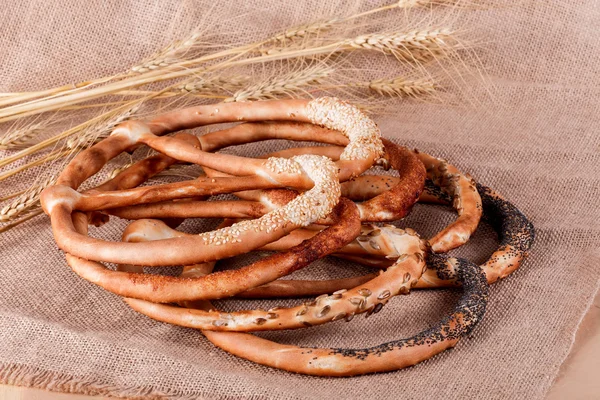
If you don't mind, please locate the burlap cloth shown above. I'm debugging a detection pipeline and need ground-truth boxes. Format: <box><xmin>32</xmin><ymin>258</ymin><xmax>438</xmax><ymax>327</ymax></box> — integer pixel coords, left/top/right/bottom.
<box><xmin>0</xmin><ymin>1</ymin><xmax>599</xmax><ymax>399</ymax></box>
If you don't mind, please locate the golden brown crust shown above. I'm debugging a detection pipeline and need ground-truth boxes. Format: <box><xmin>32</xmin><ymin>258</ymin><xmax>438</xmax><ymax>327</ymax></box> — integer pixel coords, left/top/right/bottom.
<box><xmin>42</xmin><ymin>97</ymin><xmax>382</xmax><ymax>266</ymax></box>
<box><xmin>125</xmin><ymin>225</ymin><xmax>426</xmax><ymax>332</ymax></box>
<box><xmin>66</xmin><ymin>198</ymin><xmax>361</xmax><ymax>302</ymax></box>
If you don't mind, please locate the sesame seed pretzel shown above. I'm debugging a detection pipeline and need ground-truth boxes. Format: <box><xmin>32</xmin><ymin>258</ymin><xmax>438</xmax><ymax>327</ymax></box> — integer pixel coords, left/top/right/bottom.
<box><xmin>106</xmin><ymin>138</ymin><xmax>426</xmax><ymax>223</ymax></box>
<box><xmin>41</xmin><ymin>97</ymin><xmax>383</xmax><ymax>266</ymax></box>
<box><xmin>117</xmin><ymin>217</ymin><xmax>488</xmax><ymax>376</ymax></box>
<box><xmin>249</xmin><ymin>143</ymin><xmax>482</xmax><ymax>252</ymax></box>
<box><xmin>65</xmin><ymin>196</ymin><xmax>360</xmax><ymax>303</ymax></box>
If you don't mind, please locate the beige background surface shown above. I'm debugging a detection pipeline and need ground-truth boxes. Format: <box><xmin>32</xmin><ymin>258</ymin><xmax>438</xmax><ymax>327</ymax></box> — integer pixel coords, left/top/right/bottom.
<box><xmin>1</xmin><ymin>1</ymin><xmax>599</xmax><ymax>399</ymax></box>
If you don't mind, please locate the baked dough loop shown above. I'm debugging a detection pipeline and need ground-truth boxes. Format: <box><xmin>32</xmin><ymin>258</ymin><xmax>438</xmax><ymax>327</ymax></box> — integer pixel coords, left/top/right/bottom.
<box><xmin>41</xmin><ymin>97</ymin><xmax>383</xmax><ymax>267</ymax></box>
<box><xmin>39</xmin><ymin>96</ymin><xmax>535</xmax><ymax>377</ymax></box>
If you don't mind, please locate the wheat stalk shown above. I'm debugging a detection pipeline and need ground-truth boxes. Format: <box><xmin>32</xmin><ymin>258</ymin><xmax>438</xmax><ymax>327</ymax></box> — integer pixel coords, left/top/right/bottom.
<box><xmin>177</xmin><ymin>75</ymin><xmax>250</xmax><ymax>95</ymax></box>
<box><xmin>0</xmin><ymin>26</ymin><xmax>459</xmax><ymax>124</ymax></box>
<box><xmin>0</xmin><ymin>123</ymin><xmax>44</xmax><ymax>150</ymax></box>
<box><xmin>368</xmin><ymin>76</ymin><xmax>437</xmax><ymax>98</ymax></box>
<box><xmin>227</xmin><ymin>65</ymin><xmax>333</xmax><ymax>102</ymax></box>
<box><xmin>348</xmin><ymin>28</ymin><xmax>459</xmax><ymax>62</ymax></box>
<box><xmin>0</xmin><ymin>174</ymin><xmax>56</xmax><ymax>222</ymax></box>
<box><xmin>66</xmin><ymin>104</ymin><xmax>140</xmax><ymax>150</ymax></box>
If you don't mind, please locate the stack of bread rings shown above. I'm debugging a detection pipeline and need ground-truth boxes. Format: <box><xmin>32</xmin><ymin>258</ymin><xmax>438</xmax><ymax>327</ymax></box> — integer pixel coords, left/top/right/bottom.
<box><xmin>40</xmin><ymin>97</ymin><xmax>534</xmax><ymax>377</ymax></box>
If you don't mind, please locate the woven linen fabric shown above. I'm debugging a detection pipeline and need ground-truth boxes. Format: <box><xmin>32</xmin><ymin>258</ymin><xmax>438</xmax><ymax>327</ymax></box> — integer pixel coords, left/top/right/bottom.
<box><xmin>1</xmin><ymin>0</ymin><xmax>599</xmax><ymax>399</ymax></box>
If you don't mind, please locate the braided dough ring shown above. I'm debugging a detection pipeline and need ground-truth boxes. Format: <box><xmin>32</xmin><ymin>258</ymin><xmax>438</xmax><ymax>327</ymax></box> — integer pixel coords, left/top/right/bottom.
<box><xmin>124</xmin><ymin>224</ymin><xmax>427</xmax><ymax>331</ymax></box>
<box><xmin>41</xmin><ymin>97</ymin><xmax>383</xmax><ymax>266</ymax></box>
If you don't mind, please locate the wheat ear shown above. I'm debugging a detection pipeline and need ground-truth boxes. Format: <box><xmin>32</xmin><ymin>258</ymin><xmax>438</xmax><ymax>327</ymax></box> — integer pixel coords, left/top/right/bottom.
<box><xmin>227</xmin><ymin>65</ymin><xmax>333</xmax><ymax>102</ymax></box>
<box><xmin>0</xmin><ymin>209</ymin><xmax>44</xmax><ymax>234</ymax></box>
<box><xmin>131</xmin><ymin>30</ymin><xmax>204</xmax><ymax>74</ymax></box>
<box><xmin>177</xmin><ymin>75</ymin><xmax>250</xmax><ymax>95</ymax></box>
<box><xmin>367</xmin><ymin>76</ymin><xmax>437</xmax><ymax>98</ymax></box>
<box><xmin>0</xmin><ymin>175</ymin><xmax>56</xmax><ymax>222</ymax></box>
<box><xmin>0</xmin><ymin>123</ymin><xmax>45</xmax><ymax>150</ymax></box>
<box><xmin>348</xmin><ymin>28</ymin><xmax>459</xmax><ymax>63</ymax></box>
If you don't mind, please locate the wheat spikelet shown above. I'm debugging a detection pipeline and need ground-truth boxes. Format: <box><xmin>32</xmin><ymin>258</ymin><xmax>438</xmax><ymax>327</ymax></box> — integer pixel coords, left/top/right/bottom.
<box><xmin>368</xmin><ymin>76</ymin><xmax>437</xmax><ymax>98</ymax></box>
<box><xmin>272</xmin><ymin>19</ymin><xmax>338</xmax><ymax>43</ymax></box>
<box><xmin>66</xmin><ymin>105</ymin><xmax>140</xmax><ymax>150</ymax></box>
<box><xmin>227</xmin><ymin>65</ymin><xmax>333</xmax><ymax>102</ymax></box>
<box><xmin>177</xmin><ymin>75</ymin><xmax>250</xmax><ymax>95</ymax></box>
<box><xmin>0</xmin><ymin>123</ymin><xmax>44</xmax><ymax>150</ymax></box>
<box><xmin>0</xmin><ymin>174</ymin><xmax>56</xmax><ymax>222</ymax></box>
<box><xmin>348</xmin><ymin>28</ymin><xmax>458</xmax><ymax>62</ymax></box>
<box><xmin>131</xmin><ymin>30</ymin><xmax>204</xmax><ymax>74</ymax></box>
<box><xmin>0</xmin><ymin>208</ymin><xmax>44</xmax><ymax>234</ymax></box>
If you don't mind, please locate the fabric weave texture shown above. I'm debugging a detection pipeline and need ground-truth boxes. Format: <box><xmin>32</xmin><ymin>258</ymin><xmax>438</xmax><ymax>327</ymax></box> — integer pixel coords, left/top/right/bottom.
<box><xmin>0</xmin><ymin>1</ymin><xmax>599</xmax><ymax>399</ymax></box>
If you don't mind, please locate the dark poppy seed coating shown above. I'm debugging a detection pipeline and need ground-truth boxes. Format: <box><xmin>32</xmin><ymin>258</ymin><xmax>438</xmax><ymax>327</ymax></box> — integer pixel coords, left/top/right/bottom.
<box><xmin>476</xmin><ymin>183</ymin><xmax>535</xmax><ymax>283</ymax></box>
<box><xmin>477</xmin><ymin>183</ymin><xmax>535</xmax><ymax>254</ymax></box>
<box><xmin>418</xmin><ymin>182</ymin><xmax>535</xmax><ymax>286</ymax></box>
<box><xmin>423</xmin><ymin>179</ymin><xmax>453</xmax><ymax>204</ymax></box>
<box><xmin>328</xmin><ymin>255</ymin><xmax>488</xmax><ymax>360</ymax></box>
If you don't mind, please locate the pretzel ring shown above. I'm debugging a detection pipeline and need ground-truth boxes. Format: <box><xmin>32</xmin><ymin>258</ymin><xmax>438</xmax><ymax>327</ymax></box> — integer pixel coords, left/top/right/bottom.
<box><xmin>106</xmin><ymin>138</ymin><xmax>426</xmax><ymax>223</ymax></box>
<box><xmin>332</xmin><ymin>182</ymin><xmax>535</xmax><ymax>288</ymax></box>
<box><xmin>41</xmin><ymin>97</ymin><xmax>383</xmax><ymax>266</ymax></box>
<box><xmin>123</xmin><ymin>224</ymin><xmax>427</xmax><ymax>332</ymax></box>
<box><xmin>245</xmin><ymin>143</ymin><xmax>481</xmax><ymax>252</ymax></box>
<box><xmin>65</xmin><ymin>196</ymin><xmax>360</xmax><ymax>302</ymax></box>
<box><xmin>242</xmin><ymin>181</ymin><xmax>533</xmax><ymax>298</ymax></box>
<box><xmin>118</xmin><ymin>218</ymin><xmax>488</xmax><ymax>376</ymax></box>
<box><xmin>204</xmin><ymin>254</ymin><xmax>488</xmax><ymax>376</ymax></box>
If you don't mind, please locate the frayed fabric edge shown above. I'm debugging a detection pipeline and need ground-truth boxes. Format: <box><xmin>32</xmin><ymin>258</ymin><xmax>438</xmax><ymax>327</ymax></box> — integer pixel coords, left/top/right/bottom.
<box><xmin>0</xmin><ymin>362</ymin><xmax>210</xmax><ymax>400</ymax></box>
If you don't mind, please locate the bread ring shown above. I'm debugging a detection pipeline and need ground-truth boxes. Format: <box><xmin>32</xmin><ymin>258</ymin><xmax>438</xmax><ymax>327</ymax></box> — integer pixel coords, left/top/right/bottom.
<box><xmin>245</xmin><ymin>143</ymin><xmax>481</xmax><ymax>251</ymax></box>
<box><xmin>243</xmin><ymin>182</ymin><xmax>533</xmax><ymax>298</ymax></box>
<box><xmin>64</xmin><ymin>196</ymin><xmax>360</xmax><ymax>302</ymax></box>
<box><xmin>106</xmin><ymin>138</ymin><xmax>426</xmax><ymax>223</ymax></box>
<box><xmin>123</xmin><ymin>224</ymin><xmax>426</xmax><ymax>332</ymax></box>
<box><xmin>41</xmin><ymin>97</ymin><xmax>382</xmax><ymax>266</ymax></box>
<box><xmin>204</xmin><ymin>253</ymin><xmax>489</xmax><ymax>376</ymax></box>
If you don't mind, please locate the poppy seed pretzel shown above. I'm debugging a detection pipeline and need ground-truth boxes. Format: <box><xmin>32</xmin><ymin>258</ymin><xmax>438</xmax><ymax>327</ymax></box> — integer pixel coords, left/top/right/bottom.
<box><xmin>245</xmin><ymin>182</ymin><xmax>534</xmax><ymax>298</ymax></box>
<box><xmin>344</xmin><ymin>150</ymin><xmax>483</xmax><ymax>253</ymax></box>
<box><xmin>65</xmin><ymin>197</ymin><xmax>360</xmax><ymax>303</ymax></box>
<box><xmin>328</xmin><ymin>182</ymin><xmax>535</xmax><ymax>288</ymax></box>
<box><xmin>124</xmin><ymin>224</ymin><xmax>426</xmax><ymax>332</ymax></box>
<box><xmin>203</xmin><ymin>253</ymin><xmax>489</xmax><ymax>376</ymax></box>
<box><xmin>41</xmin><ymin>97</ymin><xmax>383</xmax><ymax>266</ymax></box>
<box><xmin>115</xmin><ymin>214</ymin><xmax>488</xmax><ymax>376</ymax></box>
